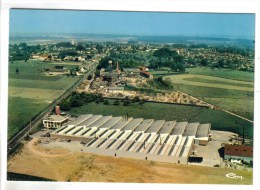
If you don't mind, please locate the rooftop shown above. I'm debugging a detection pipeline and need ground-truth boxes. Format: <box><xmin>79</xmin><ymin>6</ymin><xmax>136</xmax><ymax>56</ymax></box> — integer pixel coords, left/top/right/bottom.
<box><xmin>225</xmin><ymin>144</ymin><xmax>253</xmax><ymax>158</ymax></box>
<box><xmin>196</xmin><ymin>124</ymin><xmax>211</xmax><ymax>138</ymax></box>
<box><xmin>44</xmin><ymin>115</ymin><xmax>68</xmax><ymax>122</ymax></box>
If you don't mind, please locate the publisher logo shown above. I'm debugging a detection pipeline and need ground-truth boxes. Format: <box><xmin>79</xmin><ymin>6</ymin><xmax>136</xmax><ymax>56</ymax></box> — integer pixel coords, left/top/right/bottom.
<box><xmin>226</xmin><ymin>173</ymin><xmax>243</xmax><ymax>180</ymax></box>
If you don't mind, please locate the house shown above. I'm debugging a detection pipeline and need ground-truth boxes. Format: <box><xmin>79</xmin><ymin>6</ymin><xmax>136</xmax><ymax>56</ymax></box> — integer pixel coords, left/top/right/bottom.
<box><xmin>224</xmin><ymin>144</ymin><xmax>253</xmax><ymax>164</ymax></box>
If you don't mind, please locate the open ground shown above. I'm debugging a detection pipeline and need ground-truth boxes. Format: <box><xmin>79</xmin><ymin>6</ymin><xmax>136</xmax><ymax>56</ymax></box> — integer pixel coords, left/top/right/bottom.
<box><xmin>7</xmin><ymin>134</ymin><xmax>252</xmax><ymax>184</ymax></box>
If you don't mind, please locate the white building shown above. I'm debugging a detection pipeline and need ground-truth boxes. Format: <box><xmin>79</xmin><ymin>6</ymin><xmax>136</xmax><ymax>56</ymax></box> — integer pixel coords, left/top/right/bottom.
<box><xmin>43</xmin><ymin>115</ymin><xmax>69</xmax><ymax>129</ymax></box>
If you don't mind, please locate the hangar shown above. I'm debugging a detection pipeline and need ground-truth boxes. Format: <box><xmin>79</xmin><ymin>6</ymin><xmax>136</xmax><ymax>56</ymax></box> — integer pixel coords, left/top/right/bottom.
<box><xmin>51</xmin><ymin>114</ymin><xmax>211</xmax><ymax>164</ymax></box>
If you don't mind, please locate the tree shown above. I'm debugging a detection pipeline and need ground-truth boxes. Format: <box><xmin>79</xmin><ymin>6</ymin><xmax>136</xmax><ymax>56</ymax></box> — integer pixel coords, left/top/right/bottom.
<box><xmin>133</xmin><ymin>96</ymin><xmax>140</xmax><ymax>102</ymax></box>
<box><xmin>87</xmin><ymin>75</ymin><xmax>92</xmax><ymax>80</ymax></box>
<box><xmin>76</xmin><ymin>44</ymin><xmax>85</xmax><ymax>51</ymax></box>
<box><xmin>95</xmin><ymin>99</ymin><xmax>100</xmax><ymax>104</ymax></box>
<box><xmin>201</xmin><ymin>58</ymin><xmax>209</xmax><ymax>66</ymax></box>
<box><xmin>113</xmin><ymin>100</ymin><xmax>120</xmax><ymax>105</ymax></box>
<box><xmin>16</xmin><ymin>68</ymin><xmax>19</xmax><ymax>74</ymax></box>
<box><xmin>153</xmin><ymin>48</ymin><xmax>178</xmax><ymax>58</ymax></box>
<box><xmin>123</xmin><ymin>100</ymin><xmax>131</xmax><ymax>106</ymax></box>
<box><xmin>104</xmin><ymin>100</ymin><xmax>109</xmax><ymax>105</ymax></box>
<box><xmin>59</xmin><ymin>100</ymin><xmax>71</xmax><ymax>111</ymax></box>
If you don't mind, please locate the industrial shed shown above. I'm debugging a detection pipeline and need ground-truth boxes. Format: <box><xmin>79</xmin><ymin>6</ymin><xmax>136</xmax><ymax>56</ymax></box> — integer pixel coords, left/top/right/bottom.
<box><xmin>50</xmin><ymin>114</ymin><xmax>211</xmax><ymax>164</ymax></box>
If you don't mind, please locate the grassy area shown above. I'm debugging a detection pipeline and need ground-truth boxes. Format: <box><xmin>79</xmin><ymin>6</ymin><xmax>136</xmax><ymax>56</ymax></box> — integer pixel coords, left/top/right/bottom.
<box><xmin>162</xmin><ymin>67</ymin><xmax>254</xmax><ymax>120</ymax></box>
<box><xmin>68</xmin><ymin>101</ymin><xmax>253</xmax><ymax>138</ymax></box>
<box><xmin>186</xmin><ymin>67</ymin><xmax>254</xmax><ymax>82</ymax></box>
<box><xmin>8</xmin><ymin>60</ymin><xmax>81</xmax><ymax>140</ymax></box>
<box><xmin>9</xmin><ymin>77</ymin><xmax>78</xmax><ymax>90</ymax></box>
<box><xmin>183</xmin><ymin>77</ymin><xmax>254</xmax><ymax>88</ymax></box>
<box><xmin>8</xmin><ymin>97</ymin><xmax>49</xmax><ymax>139</ymax></box>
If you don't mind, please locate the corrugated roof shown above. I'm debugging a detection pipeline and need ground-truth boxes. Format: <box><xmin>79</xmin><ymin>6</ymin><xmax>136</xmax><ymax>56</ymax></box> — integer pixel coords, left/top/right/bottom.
<box><xmin>67</xmin><ymin>114</ymin><xmax>92</xmax><ymax>126</ymax></box>
<box><xmin>100</xmin><ymin>117</ymin><xmax>122</xmax><ymax>129</ymax></box>
<box><xmin>87</xmin><ymin>115</ymin><xmax>112</xmax><ymax>128</ymax></box>
<box><xmin>183</xmin><ymin>123</ymin><xmax>199</xmax><ymax>136</ymax></box>
<box><xmin>123</xmin><ymin>118</ymin><xmax>143</xmax><ymax>131</ymax></box>
<box><xmin>196</xmin><ymin>124</ymin><xmax>211</xmax><ymax>138</ymax></box>
<box><xmin>111</xmin><ymin>118</ymin><xmax>133</xmax><ymax>130</ymax></box>
<box><xmin>134</xmin><ymin>119</ymin><xmax>154</xmax><ymax>132</ymax></box>
<box><xmin>172</xmin><ymin>122</ymin><xmax>188</xmax><ymax>135</ymax></box>
<box><xmin>78</xmin><ymin>115</ymin><xmax>102</xmax><ymax>127</ymax></box>
<box><xmin>159</xmin><ymin>121</ymin><xmax>176</xmax><ymax>134</ymax></box>
<box><xmin>145</xmin><ymin>120</ymin><xmax>164</xmax><ymax>133</ymax></box>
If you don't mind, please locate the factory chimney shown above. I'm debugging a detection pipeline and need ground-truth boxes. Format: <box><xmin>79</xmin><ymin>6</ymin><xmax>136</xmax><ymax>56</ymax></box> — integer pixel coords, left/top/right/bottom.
<box><xmin>55</xmin><ymin>105</ymin><xmax>61</xmax><ymax>115</ymax></box>
<box><xmin>116</xmin><ymin>61</ymin><xmax>120</xmax><ymax>74</ymax></box>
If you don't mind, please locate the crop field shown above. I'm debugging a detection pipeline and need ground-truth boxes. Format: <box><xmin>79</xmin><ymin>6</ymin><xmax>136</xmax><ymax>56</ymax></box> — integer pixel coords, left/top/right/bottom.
<box><xmin>164</xmin><ymin>67</ymin><xmax>254</xmax><ymax>120</ymax></box>
<box><xmin>8</xmin><ymin>60</ymin><xmax>80</xmax><ymax>139</ymax></box>
<box><xmin>69</xmin><ymin>101</ymin><xmax>253</xmax><ymax>138</ymax></box>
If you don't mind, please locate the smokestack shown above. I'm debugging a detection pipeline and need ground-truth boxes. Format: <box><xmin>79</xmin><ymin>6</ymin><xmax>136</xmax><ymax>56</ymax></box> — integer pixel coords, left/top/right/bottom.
<box><xmin>55</xmin><ymin>105</ymin><xmax>61</xmax><ymax>115</ymax></box>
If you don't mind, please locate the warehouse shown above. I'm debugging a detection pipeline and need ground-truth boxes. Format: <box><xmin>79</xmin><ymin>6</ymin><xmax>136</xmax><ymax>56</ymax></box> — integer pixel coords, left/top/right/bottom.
<box><xmin>50</xmin><ymin>114</ymin><xmax>211</xmax><ymax>164</ymax></box>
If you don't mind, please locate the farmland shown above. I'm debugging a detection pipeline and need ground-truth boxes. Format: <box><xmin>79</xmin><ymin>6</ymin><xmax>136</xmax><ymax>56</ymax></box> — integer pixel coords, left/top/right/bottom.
<box><xmin>164</xmin><ymin>67</ymin><xmax>254</xmax><ymax>120</ymax></box>
<box><xmin>8</xmin><ymin>60</ymin><xmax>80</xmax><ymax>139</ymax></box>
<box><xmin>68</xmin><ymin>101</ymin><xmax>253</xmax><ymax>138</ymax></box>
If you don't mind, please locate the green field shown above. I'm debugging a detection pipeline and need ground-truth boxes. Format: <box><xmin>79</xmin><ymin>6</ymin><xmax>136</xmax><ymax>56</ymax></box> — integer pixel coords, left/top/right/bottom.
<box><xmin>163</xmin><ymin>67</ymin><xmax>254</xmax><ymax>120</ymax></box>
<box><xmin>68</xmin><ymin>101</ymin><xmax>253</xmax><ymax>138</ymax></box>
<box><xmin>186</xmin><ymin>67</ymin><xmax>254</xmax><ymax>82</ymax></box>
<box><xmin>8</xmin><ymin>97</ymin><xmax>49</xmax><ymax>139</ymax></box>
<box><xmin>8</xmin><ymin>60</ymin><xmax>80</xmax><ymax>139</ymax></box>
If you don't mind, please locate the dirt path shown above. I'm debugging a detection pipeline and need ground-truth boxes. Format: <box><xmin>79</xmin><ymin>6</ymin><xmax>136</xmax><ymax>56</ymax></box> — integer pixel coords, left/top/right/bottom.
<box><xmin>27</xmin><ymin>138</ymin><xmax>72</xmax><ymax>158</ymax></box>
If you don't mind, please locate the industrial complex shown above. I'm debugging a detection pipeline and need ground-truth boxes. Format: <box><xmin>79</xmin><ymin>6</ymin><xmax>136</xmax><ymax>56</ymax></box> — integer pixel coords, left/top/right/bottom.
<box><xmin>50</xmin><ymin>114</ymin><xmax>211</xmax><ymax>164</ymax></box>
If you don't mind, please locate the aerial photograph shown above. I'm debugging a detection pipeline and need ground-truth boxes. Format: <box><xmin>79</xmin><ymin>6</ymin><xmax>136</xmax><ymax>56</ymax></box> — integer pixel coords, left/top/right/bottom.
<box><xmin>7</xmin><ymin>9</ymin><xmax>255</xmax><ymax>184</ymax></box>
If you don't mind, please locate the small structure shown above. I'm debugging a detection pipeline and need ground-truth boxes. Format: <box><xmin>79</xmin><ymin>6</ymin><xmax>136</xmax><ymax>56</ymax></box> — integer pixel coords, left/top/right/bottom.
<box><xmin>107</xmin><ymin>87</ymin><xmax>124</xmax><ymax>94</ymax></box>
<box><xmin>140</xmin><ymin>71</ymin><xmax>153</xmax><ymax>79</ymax></box>
<box><xmin>194</xmin><ymin>124</ymin><xmax>211</xmax><ymax>145</ymax></box>
<box><xmin>224</xmin><ymin>144</ymin><xmax>253</xmax><ymax>164</ymax></box>
<box><xmin>140</xmin><ymin>66</ymin><xmax>149</xmax><ymax>72</ymax></box>
<box><xmin>43</xmin><ymin>115</ymin><xmax>69</xmax><ymax>129</ymax></box>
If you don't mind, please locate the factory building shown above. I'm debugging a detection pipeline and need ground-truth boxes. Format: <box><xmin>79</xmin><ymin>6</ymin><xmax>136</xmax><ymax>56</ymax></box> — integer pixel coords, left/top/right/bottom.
<box><xmin>51</xmin><ymin>114</ymin><xmax>211</xmax><ymax>164</ymax></box>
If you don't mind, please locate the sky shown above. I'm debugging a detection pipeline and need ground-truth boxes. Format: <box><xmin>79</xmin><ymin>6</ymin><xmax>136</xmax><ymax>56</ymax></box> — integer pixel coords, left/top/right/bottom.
<box><xmin>10</xmin><ymin>9</ymin><xmax>255</xmax><ymax>39</ymax></box>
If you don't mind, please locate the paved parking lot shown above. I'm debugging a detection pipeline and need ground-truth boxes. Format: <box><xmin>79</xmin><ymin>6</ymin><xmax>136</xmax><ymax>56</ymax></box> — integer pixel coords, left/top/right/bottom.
<box><xmin>190</xmin><ymin>130</ymin><xmax>237</xmax><ymax>167</ymax></box>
